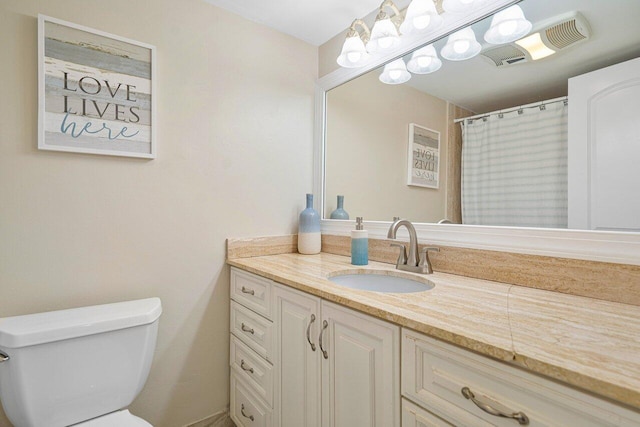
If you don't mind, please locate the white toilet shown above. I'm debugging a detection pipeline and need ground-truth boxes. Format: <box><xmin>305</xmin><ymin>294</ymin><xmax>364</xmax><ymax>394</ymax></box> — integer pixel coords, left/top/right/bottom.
<box><xmin>0</xmin><ymin>298</ymin><xmax>162</xmax><ymax>427</ymax></box>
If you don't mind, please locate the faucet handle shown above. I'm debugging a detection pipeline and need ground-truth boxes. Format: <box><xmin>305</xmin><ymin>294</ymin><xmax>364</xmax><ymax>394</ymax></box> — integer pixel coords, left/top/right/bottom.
<box><xmin>419</xmin><ymin>247</ymin><xmax>440</xmax><ymax>274</ymax></box>
<box><xmin>390</xmin><ymin>243</ymin><xmax>407</xmax><ymax>267</ymax></box>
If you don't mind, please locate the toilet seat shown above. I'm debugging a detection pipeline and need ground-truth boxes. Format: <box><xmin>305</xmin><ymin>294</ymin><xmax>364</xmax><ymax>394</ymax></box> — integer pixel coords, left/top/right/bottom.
<box><xmin>73</xmin><ymin>410</ymin><xmax>152</xmax><ymax>427</ymax></box>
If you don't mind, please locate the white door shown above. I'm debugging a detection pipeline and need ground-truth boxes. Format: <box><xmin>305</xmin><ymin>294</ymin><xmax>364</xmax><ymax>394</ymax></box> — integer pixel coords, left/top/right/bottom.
<box><xmin>568</xmin><ymin>57</ymin><xmax>640</xmax><ymax>231</ymax></box>
<box><xmin>273</xmin><ymin>285</ymin><xmax>321</xmax><ymax>427</ymax></box>
<box><xmin>321</xmin><ymin>301</ymin><xmax>400</xmax><ymax>427</ymax></box>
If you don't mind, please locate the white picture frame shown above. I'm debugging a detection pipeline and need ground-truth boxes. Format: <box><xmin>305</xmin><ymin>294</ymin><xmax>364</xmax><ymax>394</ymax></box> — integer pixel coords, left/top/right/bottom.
<box><xmin>38</xmin><ymin>15</ymin><xmax>156</xmax><ymax>159</ymax></box>
<box><xmin>407</xmin><ymin>123</ymin><xmax>440</xmax><ymax>189</ymax></box>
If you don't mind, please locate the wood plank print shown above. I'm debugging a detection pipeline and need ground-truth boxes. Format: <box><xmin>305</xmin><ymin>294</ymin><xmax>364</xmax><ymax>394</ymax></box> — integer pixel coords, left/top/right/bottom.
<box><xmin>38</xmin><ymin>15</ymin><xmax>155</xmax><ymax>158</ymax></box>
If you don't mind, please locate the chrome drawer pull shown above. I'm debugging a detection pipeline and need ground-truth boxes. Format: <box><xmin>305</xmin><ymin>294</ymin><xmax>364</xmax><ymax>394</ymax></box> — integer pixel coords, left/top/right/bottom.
<box><xmin>319</xmin><ymin>320</ymin><xmax>329</xmax><ymax>359</ymax></box>
<box><xmin>241</xmin><ymin>323</ymin><xmax>255</xmax><ymax>334</ymax></box>
<box><xmin>461</xmin><ymin>387</ymin><xmax>529</xmax><ymax>425</ymax></box>
<box><xmin>241</xmin><ymin>403</ymin><xmax>255</xmax><ymax>421</ymax></box>
<box><xmin>240</xmin><ymin>359</ymin><xmax>254</xmax><ymax>374</ymax></box>
<box><xmin>241</xmin><ymin>286</ymin><xmax>255</xmax><ymax>295</ymax></box>
<box><xmin>0</xmin><ymin>351</ymin><xmax>9</xmax><ymax>363</ymax></box>
<box><xmin>306</xmin><ymin>314</ymin><xmax>316</xmax><ymax>351</ymax></box>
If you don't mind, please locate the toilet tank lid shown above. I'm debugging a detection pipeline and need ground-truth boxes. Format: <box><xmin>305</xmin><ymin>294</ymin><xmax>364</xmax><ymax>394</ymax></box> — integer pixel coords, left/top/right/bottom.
<box><xmin>0</xmin><ymin>297</ymin><xmax>162</xmax><ymax>348</ymax></box>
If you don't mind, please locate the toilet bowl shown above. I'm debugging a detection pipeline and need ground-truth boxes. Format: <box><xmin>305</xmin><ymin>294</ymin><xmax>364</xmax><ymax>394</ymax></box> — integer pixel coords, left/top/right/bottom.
<box><xmin>0</xmin><ymin>298</ymin><xmax>162</xmax><ymax>427</ymax></box>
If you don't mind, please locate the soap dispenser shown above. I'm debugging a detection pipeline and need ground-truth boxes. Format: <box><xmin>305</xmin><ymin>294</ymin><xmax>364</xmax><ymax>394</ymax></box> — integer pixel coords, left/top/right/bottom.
<box><xmin>351</xmin><ymin>217</ymin><xmax>368</xmax><ymax>265</ymax></box>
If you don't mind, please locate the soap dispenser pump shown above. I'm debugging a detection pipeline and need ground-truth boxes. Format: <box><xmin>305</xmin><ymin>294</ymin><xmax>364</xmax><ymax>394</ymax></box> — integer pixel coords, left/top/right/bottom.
<box><xmin>351</xmin><ymin>217</ymin><xmax>368</xmax><ymax>265</ymax></box>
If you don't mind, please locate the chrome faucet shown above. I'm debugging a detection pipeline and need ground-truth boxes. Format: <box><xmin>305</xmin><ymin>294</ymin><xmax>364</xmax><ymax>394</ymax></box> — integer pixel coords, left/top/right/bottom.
<box><xmin>387</xmin><ymin>219</ymin><xmax>439</xmax><ymax>274</ymax></box>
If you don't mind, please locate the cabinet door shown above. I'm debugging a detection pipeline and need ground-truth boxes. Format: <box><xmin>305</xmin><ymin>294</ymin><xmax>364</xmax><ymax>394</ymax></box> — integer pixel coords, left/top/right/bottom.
<box><xmin>273</xmin><ymin>284</ymin><xmax>321</xmax><ymax>427</ymax></box>
<box><xmin>321</xmin><ymin>301</ymin><xmax>400</xmax><ymax>427</ymax></box>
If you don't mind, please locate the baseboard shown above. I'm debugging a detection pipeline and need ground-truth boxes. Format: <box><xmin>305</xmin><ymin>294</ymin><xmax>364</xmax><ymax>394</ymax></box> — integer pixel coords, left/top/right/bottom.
<box><xmin>185</xmin><ymin>409</ymin><xmax>234</xmax><ymax>427</ymax></box>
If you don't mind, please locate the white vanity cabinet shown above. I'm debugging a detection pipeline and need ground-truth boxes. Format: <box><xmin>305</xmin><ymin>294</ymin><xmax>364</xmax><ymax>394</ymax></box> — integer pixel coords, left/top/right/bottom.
<box><xmin>401</xmin><ymin>329</ymin><xmax>640</xmax><ymax>427</ymax></box>
<box><xmin>273</xmin><ymin>283</ymin><xmax>400</xmax><ymax>427</ymax></box>
<box><xmin>231</xmin><ymin>267</ymin><xmax>640</xmax><ymax>427</ymax></box>
<box><xmin>231</xmin><ymin>267</ymin><xmax>400</xmax><ymax>427</ymax></box>
<box><xmin>230</xmin><ymin>268</ymin><xmax>275</xmax><ymax>427</ymax></box>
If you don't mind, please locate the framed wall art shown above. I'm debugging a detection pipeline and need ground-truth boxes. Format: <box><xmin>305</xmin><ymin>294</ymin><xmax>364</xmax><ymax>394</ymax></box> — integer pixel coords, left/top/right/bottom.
<box><xmin>38</xmin><ymin>15</ymin><xmax>156</xmax><ymax>158</ymax></box>
<box><xmin>407</xmin><ymin>123</ymin><xmax>440</xmax><ymax>189</ymax></box>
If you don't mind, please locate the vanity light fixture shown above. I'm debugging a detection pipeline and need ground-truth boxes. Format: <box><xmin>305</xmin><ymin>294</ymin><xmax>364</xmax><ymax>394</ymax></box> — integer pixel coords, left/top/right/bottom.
<box><xmin>515</xmin><ymin>32</ymin><xmax>556</xmax><ymax>60</ymax></box>
<box><xmin>484</xmin><ymin>5</ymin><xmax>532</xmax><ymax>44</ymax></box>
<box><xmin>400</xmin><ymin>0</ymin><xmax>443</xmax><ymax>35</ymax></box>
<box><xmin>379</xmin><ymin>58</ymin><xmax>411</xmax><ymax>84</ymax></box>
<box><xmin>406</xmin><ymin>44</ymin><xmax>442</xmax><ymax>74</ymax></box>
<box><xmin>442</xmin><ymin>0</ymin><xmax>482</xmax><ymax>14</ymax></box>
<box><xmin>440</xmin><ymin>27</ymin><xmax>481</xmax><ymax>61</ymax></box>
<box><xmin>337</xmin><ymin>19</ymin><xmax>372</xmax><ymax>68</ymax></box>
<box><xmin>366</xmin><ymin>0</ymin><xmax>404</xmax><ymax>53</ymax></box>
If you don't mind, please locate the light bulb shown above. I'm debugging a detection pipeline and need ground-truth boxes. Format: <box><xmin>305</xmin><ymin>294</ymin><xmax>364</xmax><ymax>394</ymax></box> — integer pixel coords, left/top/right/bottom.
<box><xmin>407</xmin><ymin>44</ymin><xmax>441</xmax><ymax>74</ymax></box>
<box><xmin>484</xmin><ymin>5</ymin><xmax>532</xmax><ymax>44</ymax></box>
<box><xmin>367</xmin><ymin>17</ymin><xmax>401</xmax><ymax>53</ymax></box>
<box><xmin>498</xmin><ymin>20</ymin><xmax>518</xmax><ymax>36</ymax></box>
<box><xmin>337</xmin><ymin>35</ymin><xmax>370</xmax><ymax>68</ymax></box>
<box><xmin>379</xmin><ymin>59</ymin><xmax>411</xmax><ymax>84</ymax></box>
<box><xmin>441</xmin><ymin>27</ymin><xmax>480</xmax><ymax>60</ymax></box>
<box><xmin>417</xmin><ymin>56</ymin><xmax>432</xmax><ymax>68</ymax></box>
<box><xmin>443</xmin><ymin>0</ymin><xmax>478</xmax><ymax>14</ymax></box>
<box><xmin>347</xmin><ymin>52</ymin><xmax>362</xmax><ymax>63</ymax></box>
<box><xmin>378</xmin><ymin>37</ymin><xmax>394</xmax><ymax>49</ymax></box>
<box><xmin>413</xmin><ymin>15</ymin><xmax>431</xmax><ymax>30</ymax></box>
<box><xmin>400</xmin><ymin>0</ymin><xmax>443</xmax><ymax>35</ymax></box>
<box><xmin>453</xmin><ymin>39</ymin><xmax>470</xmax><ymax>54</ymax></box>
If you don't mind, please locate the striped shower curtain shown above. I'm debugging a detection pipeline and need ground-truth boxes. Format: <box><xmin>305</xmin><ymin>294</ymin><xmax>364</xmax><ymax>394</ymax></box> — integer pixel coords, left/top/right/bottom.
<box><xmin>461</xmin><ymin>101</ymin><xmax>568</xmax><ymax>228</ymax></box>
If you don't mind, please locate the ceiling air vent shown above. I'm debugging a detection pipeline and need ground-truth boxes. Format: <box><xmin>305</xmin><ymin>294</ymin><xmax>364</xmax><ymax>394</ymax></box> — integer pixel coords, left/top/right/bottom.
<box><xmin>480</xmin><ymin>12</ymin><xmax>591</xmax><ymax>67</ymax></box>
<box><xmin>543</xmin><ymin>12</ymin><xmax>591</xmax><ymax>50</ymax></box>
<box><xmin>481</xmin><ymin>44</ymin><xmax>528</xmax><ymax>67</ymax></box>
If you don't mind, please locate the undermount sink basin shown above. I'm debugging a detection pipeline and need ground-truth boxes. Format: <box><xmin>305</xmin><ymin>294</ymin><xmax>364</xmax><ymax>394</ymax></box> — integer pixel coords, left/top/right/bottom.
<box><xmin>327</xmin><ymin>270</ymin><xmax>434</xmax><ymax>293</ymax></box>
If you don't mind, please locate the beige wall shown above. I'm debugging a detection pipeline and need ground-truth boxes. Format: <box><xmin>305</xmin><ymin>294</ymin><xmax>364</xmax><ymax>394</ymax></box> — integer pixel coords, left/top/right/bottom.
<box><xmin>325</xmin><ymin>71</ymin><xmax>449</xmax><ymax>223</ymax></box>
<box><xmin>0</xmin><ymin>1</ymin><xmax>317</xmax><ymax>426</ymax></box>
<box><xmin>319</xmin><ymin>25</ymin><xmax>350</xmax><ymax>78</ymax></box>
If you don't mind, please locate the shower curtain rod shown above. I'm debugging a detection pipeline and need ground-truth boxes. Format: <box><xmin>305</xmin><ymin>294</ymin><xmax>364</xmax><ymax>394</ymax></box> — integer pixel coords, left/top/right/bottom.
<box><xmin>453</xmin><ymin>96</ymin><xmax>568</xmax><ymax>124</ymax></box>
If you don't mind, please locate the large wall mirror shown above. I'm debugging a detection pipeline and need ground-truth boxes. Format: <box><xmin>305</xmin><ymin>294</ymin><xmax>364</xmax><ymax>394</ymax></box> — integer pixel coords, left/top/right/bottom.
<box><xmin>322</xmin><ymin>0</ymin><xmax>640</xmax><ymax>236</ymax></box>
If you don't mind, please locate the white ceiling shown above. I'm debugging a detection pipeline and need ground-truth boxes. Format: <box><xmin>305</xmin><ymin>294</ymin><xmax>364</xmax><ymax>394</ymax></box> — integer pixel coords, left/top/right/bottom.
<box><xmin>202</xmin><ymin>0</ymin><xmax>384</xmax><ymax>46</ymax></box>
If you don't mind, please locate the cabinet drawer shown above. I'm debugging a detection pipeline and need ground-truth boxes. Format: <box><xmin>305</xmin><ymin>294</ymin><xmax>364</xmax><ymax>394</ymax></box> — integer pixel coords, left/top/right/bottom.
<box><xmin>231</xmin><ymin>334</ymin><xmax>273</xmax><ymax>406</ymax></box>
<box><xmin>231</xmin><ymin>301</ymin><xmax>274</xmax><ymax>362</ymax></box>
<box><xmin>402</xmin><ymin>398</ymin><xmax>454</xmax><ymax>427</ymax></box>
<box><xmin>231</xmin><ymin>372</ymin><xmax>272</xmax><ymax>427</ymax></box>
<box><xmin>231</xmin><ymin>268</ymin><xmax>273</xmax><ymax>319</ymax></box>
<box><xmin>402</xmin><ymin>329</ymin><xmax>638</xmax><ymax>427</ymax></box>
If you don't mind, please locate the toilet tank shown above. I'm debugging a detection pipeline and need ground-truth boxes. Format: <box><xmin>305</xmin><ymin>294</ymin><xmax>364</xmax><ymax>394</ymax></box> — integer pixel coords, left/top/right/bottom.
<box><xmin>0</xmin><ymin>298</ymin><xmax>162</xmax><ymax>427</ymax></box>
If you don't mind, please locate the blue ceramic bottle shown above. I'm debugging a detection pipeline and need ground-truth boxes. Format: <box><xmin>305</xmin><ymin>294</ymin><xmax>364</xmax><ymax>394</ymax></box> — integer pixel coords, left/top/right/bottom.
<box><xmin>298</xmin><ymin>193</ymin><xmax>321</xmax><ymax>254</ymax></box>
<box><xmin>330</xmin><ymin>195</ymin><xmax>350</xmax><ymax>219</ymax></box>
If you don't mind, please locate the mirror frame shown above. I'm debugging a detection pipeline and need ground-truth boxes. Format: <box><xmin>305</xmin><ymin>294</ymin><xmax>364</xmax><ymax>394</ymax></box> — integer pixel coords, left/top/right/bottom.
<box><xmin>313</xmin><ymin>0</ymin><xmax>640</xmax><ymax>265</ymax></box>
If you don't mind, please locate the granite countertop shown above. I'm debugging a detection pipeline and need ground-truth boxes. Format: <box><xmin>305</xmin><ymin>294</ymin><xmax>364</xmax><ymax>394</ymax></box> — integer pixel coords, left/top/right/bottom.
<box><xmin>227</xmin><ymin>252</ymin><xmax>640</xmax><ymax>410</ymax></box>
